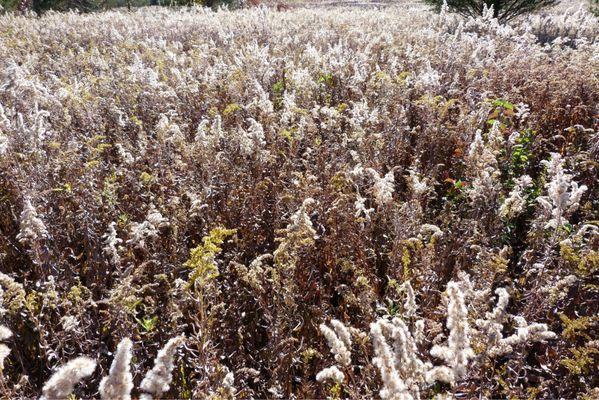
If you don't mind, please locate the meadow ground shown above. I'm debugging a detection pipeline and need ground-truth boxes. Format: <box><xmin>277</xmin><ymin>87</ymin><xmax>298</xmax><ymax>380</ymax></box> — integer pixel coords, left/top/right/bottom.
<box><xmin>0</xmin><ymin>2</ymin><xmax>597</xmax><ymax>399</ymax></box>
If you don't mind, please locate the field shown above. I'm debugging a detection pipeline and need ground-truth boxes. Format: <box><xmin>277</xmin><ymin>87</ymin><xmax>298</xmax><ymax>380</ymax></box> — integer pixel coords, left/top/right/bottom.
<box><xmin>0</xmin><ymin>3</ymin><xmax>598</xmax><ymax>399</ymax></box>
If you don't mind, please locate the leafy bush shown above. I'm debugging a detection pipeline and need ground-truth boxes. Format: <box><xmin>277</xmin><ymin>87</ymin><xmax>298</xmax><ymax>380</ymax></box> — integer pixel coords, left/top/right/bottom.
<box><xmin>424</xmin><ymin>0</ymin><xmax>558</xmax><ymax>21</ymax></box>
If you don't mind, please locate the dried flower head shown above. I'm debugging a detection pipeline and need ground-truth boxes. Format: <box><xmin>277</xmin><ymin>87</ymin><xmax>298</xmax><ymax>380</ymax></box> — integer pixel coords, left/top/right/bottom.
<box><xmin>99</xmin><ymin>338</ymin><xmax>134</xmax><ymax>400</ymax></box>
<box><xmin>40</xmin><ymin>357</ymin><xmax>97</xmax><ymax>400</ymax></box>
<box><xmin>139</xmin><ymin>336</ymin><xmax>185</xmax><ymax>399</ymax></box>
<box><xmin>16</xmin><ymin>197</ymin><xmax>48</xmax><ymax>245</ymax></box>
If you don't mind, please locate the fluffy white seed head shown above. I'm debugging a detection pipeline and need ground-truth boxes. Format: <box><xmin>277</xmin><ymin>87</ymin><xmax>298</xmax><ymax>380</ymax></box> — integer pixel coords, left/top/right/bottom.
<box><xmin>429</xmin><ymin>281</ymin><xmax>474</xmax><ymax>383</ymax></box>
<box><xmin>370</xmin><ymin>320</ymin><xmax>412</xmax><ymax>400</ymax></box>
<box><xmin>102</xmin><ymin>222</ymin><xmax>122</xmax><ymax>266</ymax></box>
<box><xmin>99</xmin><ymin>338</ymin><xmax>134</xmax><ymax>400</ymax></box>
<box><xmin>330</xmin><ymin>319</ymin><xmax>352</xmax><ymax>349</ymax></box>
<box><xmin>16</xmin><ymin>198</ymin><xmax>48</xmax><ymax>245</ymax></box>
<box><xmin>538</xmin><ymin>153</ymin><xmax>588</xmax><ymax>229</ymax></box>
<box><xmin>315</xmin><ymin>366</ymin><xmax>345</xmax><ymax>384</ymax></box>
<box><xmin>40</xmin><ymin>357</ymin><xmax>97</xmax><ymax>400</ymax></box>
<box><xmin>367</xmin><ymin>168</ymin><xmax>395</xmax><ymax>206</ymax></box>
<box><xmin>139</xmin><ymin>336</ymin><xmax>185</xmax><ymax>398</ymax></box>
<box><xmin>320</xmin><ymin>323</ymin><xmax>351</xmax><ymax>367</ymax></box>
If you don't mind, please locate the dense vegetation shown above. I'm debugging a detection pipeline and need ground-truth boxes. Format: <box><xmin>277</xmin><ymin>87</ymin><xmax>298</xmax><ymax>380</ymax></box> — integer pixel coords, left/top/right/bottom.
<box><xmin>0</xmin><ymin>0</ymin><xmax>240</xmax><ymax>13</ymax></box>
<box><xmin>423</xmin><ymin>0</ymin><xmax>558</xmax><ymax>21</ymax></box>
<box><xmin>0</xmin><ymin>3</ymin><xmax>598</xmax><ymax>399</ymax></box>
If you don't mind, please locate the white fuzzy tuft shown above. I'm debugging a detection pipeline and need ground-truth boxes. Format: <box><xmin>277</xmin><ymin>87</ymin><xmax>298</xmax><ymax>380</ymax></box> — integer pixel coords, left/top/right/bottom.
<box><xmin>40</xmin><ymin>357</ymin><xmax>97</xmax><ymax>400</ymax></box>
<box><xmin>139</xmin><ymin>336</ymin><xmax>185</xmax><ymax>399</ymax></box>
<box><xmin>99</xmin><ymin>338</ymin><xmax>134</xmax><ymax>400</ymax></box>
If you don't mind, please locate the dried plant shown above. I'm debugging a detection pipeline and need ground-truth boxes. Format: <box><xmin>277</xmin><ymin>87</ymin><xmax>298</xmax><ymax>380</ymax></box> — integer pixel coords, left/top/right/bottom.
<box><xmin>39</xmin><ymin>357</ymin><xmax>97</xmax><ymax>400</ymax></box>
<box><xmin>139</xmin><ymin>336</ymin><xmax>186</xmax><ymax>399</ymax></box>
<box><xmin>99</xmin><ymin>338</ymin><xmax>134</xmax><ymax>400</ymax></box>
<box><xmin>0</xmin><ymin>3</ymin><xmax>596</xmax><ymax>399</ymax></box>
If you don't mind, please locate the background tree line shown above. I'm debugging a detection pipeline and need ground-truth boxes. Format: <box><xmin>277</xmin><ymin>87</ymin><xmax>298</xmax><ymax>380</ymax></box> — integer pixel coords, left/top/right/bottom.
<box><xmin>0</xmin><ymin>0</ymin><xmax>241</xmax><ymax>12</ymax></box>
<box><xmin>0</xmin><ymin>1</ymin><xmax>597</xmax><ymax>33</ymax></box>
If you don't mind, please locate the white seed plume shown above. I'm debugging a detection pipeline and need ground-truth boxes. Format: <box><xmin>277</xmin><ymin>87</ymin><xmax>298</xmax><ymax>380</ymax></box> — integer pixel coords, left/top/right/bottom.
<box><xmin>315</xmin><ymin>366</ymin><xmax>345</xmax><ymax>384</ymax></box>
<box><xmin>367</xmin><ymin>168</ymin><xmax>395</xmax><ymax>206</ymax></box>
<box><xmin>537</xmin><ymin>153</ymin><xmax>587</xmax><ymax>230</ymax></box>
<box><xmin>391</xmin><ymin>317</ymin><xmax>426</xmax><ymax>382</ymax></box>
<box><xmin>414</xmin><ymin>320</ymin><xmax>425</xmax><ymax>344</ymax></box>
<box><xmin>194</xmin><ymin>119</ymin><xmax>210</xmax><ymax>145</ymax></box>
<box><xmin>408</xmin><ymin>169</ymin><xmax>429</xmax><ymax>197</ymax></box>
<box><xmin>475</xmin><ymin>288</ymin><xmax>509</xmax><ymax>355</ymax></box>
<box><xmin>16</xmin><ymin>198</ymin><xmax>48</xmax><ymax>245</ymax></box>
<box><xmin>0</xmin><ymin>322</ymin><xmax>11</xmax><ymax>371</ymax></box>
<box><xmin>222</xmin><ymin>370</ymin><xmax>236</xmax><ymax>396</ymax></box>
<box><xmin>370</xmin><ymin>320</ymin><xmax>412</xmax><ymax>400</ymax></box>
<box><xmin>494</xmin><ymin>319</ymin><xmax>557</xmax><ymax>357</ymax></box>
<box><xmin>330</xmin><ymin>319</ymin><xmax>352</xmax><ymax>349</ymax></box>
<box><xmin>0</xmin><ymin>343</ymin><xmax>9</xmax><ymax>371</ymax></box>
<box><xmin>40</xmin><ymin>357</ymin><xmax>97</xmax><ymax>400</ymax></box>
<box><xmin>146</xmin><ymin>204</ymin><xmax>169</xmax><ymax>228</ymax></box>
<box><xmin>427</xmin><ymin>281</ymin><xmax>474</xmax><ymax>384</ymax></box>
<box><xmin>401</xmin><ymin>280</ymin><xmax>417</xmax><ymax>317</ymax></box>
<box><xmin>99</xmin><ymin>338</ymin><xmax>134</xmax><ymax>400</ymax></box>
<box><xmin>0</xmin><ymin>326</ymin><xmax>11</xmax><ymax>341</ymax></box>
<box><xmin>115</xmin><ymin>143</ymin><xmax>134</xmax><ymax>164</ymax></box>
<box><xmin>467</xmin><ymin>129</ymin><xmax>501</xmax><ymax>203</ymax></box>
<box><xmin>287</xmin><ymin>198</ymin><xmax>317</xmax><ymax>238</ymax></box>
<box><xmin>0</xmin><ymin>133</ymin><xmax>8</xmax><ymax>155</ymax></box>
<box><xmin>354</xmin><ymin>192</ymin><xmax>374</xmax><ymax>221</ymax></box>
<box><xmin>139</xmin><ymin>336</ymin><xmax>185</xmax><ymax>399</ymax></box>
<box><xmin>102</xmin><ymin>222</ymin><xmax>122</xmax><ymax>266</ymax></box>
<box><xmin>420</xmin><ymin>224</ymin><xmax>443</xmax><ymax>242</ymax></box>
<box><xmin>499</xmin><ymin>175</ymin><xmax>533</xmax><ymax>220</ymax></box>
<box><xmin>127</xmin><ymin>204</ymin><xmax>169</xmax><ymax>249</ymax></box>
<box><xmin>320</xmin><ymin>322</ymin><xmax>351</xmax><ymax>367</ymax></box>
<box><xmin>60</xmin><ymin>315</ymin><xmax>80</xmax><ymax>333</ymax></box>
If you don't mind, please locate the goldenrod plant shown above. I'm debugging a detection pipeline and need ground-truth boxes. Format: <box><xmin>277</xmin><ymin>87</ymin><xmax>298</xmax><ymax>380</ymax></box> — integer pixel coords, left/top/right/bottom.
<box><xmin>0</xmin><ymin>2</ymin><xmax>597</xmax><ymax>398</ymax></box>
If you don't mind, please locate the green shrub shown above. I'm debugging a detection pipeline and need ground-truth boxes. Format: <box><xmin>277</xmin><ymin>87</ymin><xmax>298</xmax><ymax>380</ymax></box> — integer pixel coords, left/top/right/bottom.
<box><xmin>424</xmin><ymin>0</ymin><xmax>559</xmax><ymax>21</ymax></box>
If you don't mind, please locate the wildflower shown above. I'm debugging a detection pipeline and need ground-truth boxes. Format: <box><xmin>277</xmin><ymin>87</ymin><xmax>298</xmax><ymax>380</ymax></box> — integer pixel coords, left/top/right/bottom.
<box><xmin>0</xmin><ymin>272</ymin><xmax>26</xmax><ymax>314</ymax></box>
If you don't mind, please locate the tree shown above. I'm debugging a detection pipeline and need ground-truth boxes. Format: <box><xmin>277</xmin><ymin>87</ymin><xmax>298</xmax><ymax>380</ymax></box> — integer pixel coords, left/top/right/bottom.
<box><xmin>423</xmin><ymin>0</ymin><xmax>559</xmax><ymax>22</ymax></box>
<box><xmin>591</xmin><ymin>0</ymin><xmax>599</xmax><ymax>17</ymax></box>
